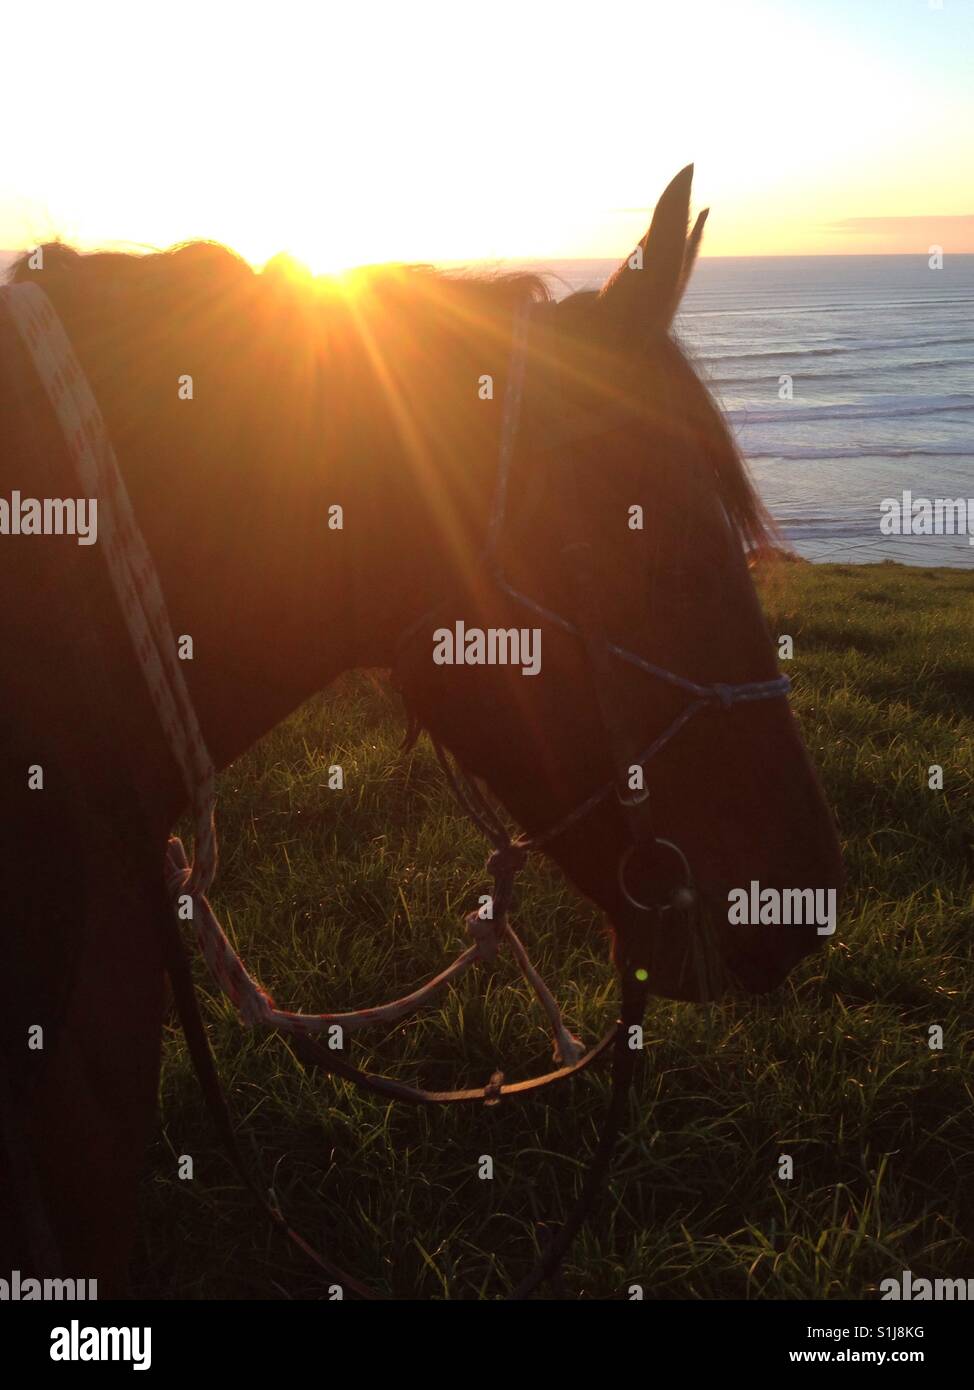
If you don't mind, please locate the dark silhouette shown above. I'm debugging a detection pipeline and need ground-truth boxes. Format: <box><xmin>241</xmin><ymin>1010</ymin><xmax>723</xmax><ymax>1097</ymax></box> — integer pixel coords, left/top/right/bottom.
<box><xmin>0</xmin><ymin>168</ymin><xmax>842</xmax><ymax>1294</ymax></box>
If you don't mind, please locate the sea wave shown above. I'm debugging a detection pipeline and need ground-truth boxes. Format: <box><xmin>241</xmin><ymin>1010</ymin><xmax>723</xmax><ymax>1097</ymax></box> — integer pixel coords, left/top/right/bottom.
<box><xmin>681</xmin><ymin>297</ymin><xmax>974</xmax><ymax>319</ymax></box>
<box><xmin>742</xmin><ymin>445</ymin><xmax>973</xmax><ymax>461</ymax></box>
<box><xmin>706</xmin><ymin>357</ymin><xmax>974</xmax><ymax>386</ymax></box>
<box><xmin>697</xmin><ymin>334</ymin><xmax>974</xmax><ymax>364</ymax></box>
<box><xmin>728</xmin><ymin>395</ymin><xmax>974</xmax><ymax>424</ymax></box>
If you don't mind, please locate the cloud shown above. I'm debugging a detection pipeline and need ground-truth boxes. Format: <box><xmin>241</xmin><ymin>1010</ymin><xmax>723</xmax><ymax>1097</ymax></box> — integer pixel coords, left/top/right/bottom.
<box><xmin>826</xmin><ymin>215</ymin><xmax>974</xmax><ymax>234</ymax></box>
<box><xmin>821</xmin><ymin>215</ymin><xmax>974</xmax><ymax>253</ymax></box>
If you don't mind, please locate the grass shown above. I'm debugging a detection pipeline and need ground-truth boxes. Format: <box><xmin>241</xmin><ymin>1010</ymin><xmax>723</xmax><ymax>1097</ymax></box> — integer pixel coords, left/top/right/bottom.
<box><xmin>133</xmin><ymin>562</ymin><xmax>974</xmax><ymax>1300</ymax></box>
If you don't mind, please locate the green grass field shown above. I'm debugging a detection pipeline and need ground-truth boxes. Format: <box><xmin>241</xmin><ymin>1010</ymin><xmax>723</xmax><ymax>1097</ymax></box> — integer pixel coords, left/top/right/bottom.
<box><xmin>134</xmin><ymin>562</ymin><xmax>974</xmax><ymax>1300</ymax></box>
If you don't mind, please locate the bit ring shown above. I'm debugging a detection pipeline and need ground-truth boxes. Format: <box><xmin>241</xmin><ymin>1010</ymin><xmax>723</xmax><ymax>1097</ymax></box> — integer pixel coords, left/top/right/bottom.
<box><xmin>618</xmin><ymin>838</ymin><xmax>693</xmax><ymax>914</ymax></box>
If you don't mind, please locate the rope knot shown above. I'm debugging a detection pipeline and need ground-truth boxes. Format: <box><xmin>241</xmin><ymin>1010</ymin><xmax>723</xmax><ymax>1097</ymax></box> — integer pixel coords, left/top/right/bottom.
<box><xmin>165</xmin><ymin>835</ymin><xmax>192</xmax><ymax>896</ymax></box>
<box><xmin>487</xmin><ymin>843</ymin><xmax>529</xmax><ymax>880</ymax></box>
<box><xmin>466</xmin><ymin>910</ymin><xmax>502</xmax><ymax>963</ymax></box>
<box><xmin>712</xmin><ymin>683</ymin><xmax>735</xmax><ymax>711</ymax></box>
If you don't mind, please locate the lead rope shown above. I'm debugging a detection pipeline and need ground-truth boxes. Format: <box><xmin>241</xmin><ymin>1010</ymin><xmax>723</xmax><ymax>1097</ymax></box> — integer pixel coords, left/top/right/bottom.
<box><xmin>509</xmin><ymin>985</ymin><xmax>649</xmax><ymax>1300</ymax></box>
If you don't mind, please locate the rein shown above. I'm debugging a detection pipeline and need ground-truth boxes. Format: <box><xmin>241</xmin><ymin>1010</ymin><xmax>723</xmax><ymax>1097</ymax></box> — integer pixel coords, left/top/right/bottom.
<box><xmin>2</xmin><ymin>281</ymin><xmax>791</xmax><ymax>1299</ymax></box>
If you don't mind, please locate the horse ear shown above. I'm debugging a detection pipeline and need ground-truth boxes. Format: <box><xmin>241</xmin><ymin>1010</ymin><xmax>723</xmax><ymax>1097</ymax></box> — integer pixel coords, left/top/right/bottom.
<box><xmin>600</xmin><ymin>164</ymin><xmax>705</xmax><ymax>340</ymax></box>
<box><xmin>679</xmin><ymin>207</ymin><xmax>709</xmax><ymax>298</ymax></box>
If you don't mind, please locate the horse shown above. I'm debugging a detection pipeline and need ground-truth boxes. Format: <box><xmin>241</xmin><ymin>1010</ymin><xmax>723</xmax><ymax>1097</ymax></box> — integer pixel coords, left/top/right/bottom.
<box><xmin>0</xmin><ymin>166</ymin><xmax>843</xmax><ymax>1297</ymax></box>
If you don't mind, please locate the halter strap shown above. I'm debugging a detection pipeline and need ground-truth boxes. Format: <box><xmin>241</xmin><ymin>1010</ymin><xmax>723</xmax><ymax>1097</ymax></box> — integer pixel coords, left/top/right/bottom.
<box><xmin>410</xmin><ymin>298</ymin><xmax>791</xmax><ymax>857</ymax></box>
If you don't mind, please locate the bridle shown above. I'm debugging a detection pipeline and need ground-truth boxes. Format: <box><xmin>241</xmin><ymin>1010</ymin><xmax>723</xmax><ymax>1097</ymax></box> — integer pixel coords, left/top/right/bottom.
<box><xmin>2</xmin><ymin>281</ymin><xmax>791</xmax><ymax>1300</ymax></box>
<box><xmin>400</xmin><ymin>297</ymin><xmax>790</xmax><ymax>950</ymax></box>
<box><xmin>381</xmin><ymin>296</ymin><xmax>793</xmax><ymax>1294</ymax></box>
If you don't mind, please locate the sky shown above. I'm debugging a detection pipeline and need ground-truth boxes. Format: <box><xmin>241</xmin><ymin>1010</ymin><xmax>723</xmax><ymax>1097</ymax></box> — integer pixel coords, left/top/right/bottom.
<box><xmin>1</xmin><ymin>0</ymin><xmax>971</xmax><ymax>270</ymax></box>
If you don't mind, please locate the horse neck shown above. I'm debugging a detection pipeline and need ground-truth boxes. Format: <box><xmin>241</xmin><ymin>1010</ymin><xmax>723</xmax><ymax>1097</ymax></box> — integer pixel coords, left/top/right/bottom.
<box><xmin>121</xmin><ymin>281</ymin><xmax>461</xmax><ymax>804</ymax></box>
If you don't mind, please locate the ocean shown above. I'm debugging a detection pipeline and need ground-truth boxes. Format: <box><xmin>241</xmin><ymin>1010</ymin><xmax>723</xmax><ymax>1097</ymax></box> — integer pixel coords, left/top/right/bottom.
<box><xmin>4</xmin><ymin>248</ymin><xmax>972</xmax><ymax>565</ymax></box>
<box><xmin>514</xmin><ymin>255</ymin><xmax>974</xmax><ymax>567</ymax></box>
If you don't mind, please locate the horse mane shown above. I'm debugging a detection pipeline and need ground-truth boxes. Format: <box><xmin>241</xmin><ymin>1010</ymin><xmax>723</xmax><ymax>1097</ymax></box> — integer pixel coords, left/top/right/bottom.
<box><xmin>6</xmin><ymin>240</ymin><xmax>774</xmax><ymax>554</ymax></box>
<box><xmin>665</xmin><ymin>337</ymin><xmax>777</xmax><ymax>554</ymax></box>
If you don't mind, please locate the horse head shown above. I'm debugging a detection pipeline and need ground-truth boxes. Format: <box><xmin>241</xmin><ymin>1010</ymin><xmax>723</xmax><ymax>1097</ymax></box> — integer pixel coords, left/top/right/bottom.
<box><xmin>393</xmin><ymin>166</ymin><xmax>844</xmax><ymax>1002</ymax></box>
